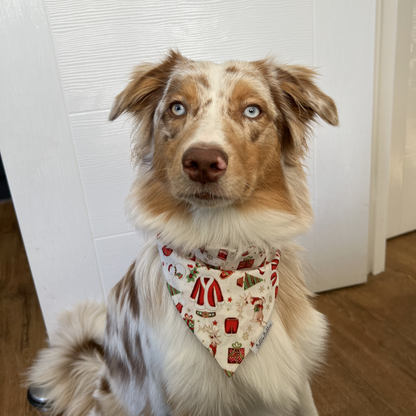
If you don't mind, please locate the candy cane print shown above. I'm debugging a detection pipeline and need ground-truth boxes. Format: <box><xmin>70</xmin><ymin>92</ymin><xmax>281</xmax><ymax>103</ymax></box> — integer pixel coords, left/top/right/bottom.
<box><xmin>270</xmin><ymin>258</ymin><xmax>279</xmax><ymax>286</ymax></box>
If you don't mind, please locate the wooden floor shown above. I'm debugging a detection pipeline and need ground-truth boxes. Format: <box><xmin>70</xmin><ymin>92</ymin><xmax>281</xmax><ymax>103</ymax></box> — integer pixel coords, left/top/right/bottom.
<box><xmin>0</xmin><ymin>200</ymin><xmax>415</xmax><ymax>416</ymax></box>
<box><xmin>0</xmin><ymin>201</ymin><xmax>47</xmax><ymax>416</ymax></box>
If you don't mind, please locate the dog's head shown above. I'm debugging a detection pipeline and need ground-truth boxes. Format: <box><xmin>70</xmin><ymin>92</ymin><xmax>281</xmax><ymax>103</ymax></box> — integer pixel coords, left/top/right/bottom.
<box><xmin>110</xmin><ymin>51</ymin><xmax>338</xmax><ymax>249</ymax></box>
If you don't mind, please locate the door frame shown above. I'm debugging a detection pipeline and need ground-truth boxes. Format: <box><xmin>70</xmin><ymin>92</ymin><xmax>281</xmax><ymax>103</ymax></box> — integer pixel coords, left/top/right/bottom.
<box><xmin>368</xmin><ymin>0</ymin><xmax>414</xmax><ymax>275</ymax></box>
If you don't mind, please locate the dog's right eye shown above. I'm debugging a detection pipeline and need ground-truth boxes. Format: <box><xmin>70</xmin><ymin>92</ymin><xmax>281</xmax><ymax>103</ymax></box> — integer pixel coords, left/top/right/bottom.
<box><xmin>170</xmin><ymin>103</ymin><xmax>186</xmax><ymax>116</ymax></box>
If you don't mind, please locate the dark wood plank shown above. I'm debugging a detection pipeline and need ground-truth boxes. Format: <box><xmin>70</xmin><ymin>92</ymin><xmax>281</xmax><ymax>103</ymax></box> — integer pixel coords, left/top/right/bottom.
<box><xmin>0</xmin><ymin>201</ymin><xmax>47</xmax><ymax>416</ymax></box>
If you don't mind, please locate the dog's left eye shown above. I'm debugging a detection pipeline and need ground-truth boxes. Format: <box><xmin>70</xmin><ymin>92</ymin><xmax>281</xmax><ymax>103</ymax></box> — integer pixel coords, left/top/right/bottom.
<box><xmin>243</xmin><ymin>105</ymin><xmax>261</xmax><ymax>119</ymax></box>
<box><xmin>171</xmin><ymin>103</ymin><xmax>186</xmax><ymax>116</ymax></box>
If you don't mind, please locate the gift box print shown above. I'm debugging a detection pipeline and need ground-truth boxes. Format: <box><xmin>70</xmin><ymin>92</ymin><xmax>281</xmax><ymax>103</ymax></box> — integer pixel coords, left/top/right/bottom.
<box><xmin>217</xmin><ymin>249</ymin><xmax>228</xmax><ymax>261</ymax></box>
<box><xmin>237</xmin><ymin>257</ymin><xmax>254</xmax><ymax>270</ymax></box>
<box><xmin>228</xmin><ymin>342</ymin><xmax>245</xmax><ymax>364</ymax></box>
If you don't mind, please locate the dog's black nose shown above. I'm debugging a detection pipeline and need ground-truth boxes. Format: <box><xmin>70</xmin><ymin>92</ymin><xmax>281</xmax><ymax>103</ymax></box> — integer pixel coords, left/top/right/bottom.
<box><xmin>182</xmin><ymin>148</ymin><xmax>228</xmax><ymax>184</ymax></box>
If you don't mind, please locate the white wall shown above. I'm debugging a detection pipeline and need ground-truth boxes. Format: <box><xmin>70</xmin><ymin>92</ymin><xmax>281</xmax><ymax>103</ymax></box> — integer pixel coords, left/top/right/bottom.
<box><xmin>1</xmin><ymin>0</ymin><xmax>376</xmax><ymax>330</ymax></box>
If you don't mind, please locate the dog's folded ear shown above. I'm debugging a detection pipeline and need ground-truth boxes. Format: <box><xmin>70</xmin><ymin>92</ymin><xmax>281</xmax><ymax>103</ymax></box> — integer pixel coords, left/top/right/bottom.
<box><xmin>109</xmin><ymin>50</ymin><xmax>186</xmax><ymax>163</ymax></box>
<box><xmin>276</xmin><ymin>65</ymin><xmax>339</xmax><ymax>128</ymax></box>
<box><xmin>269</xmin><ymin>64</ymin><xmax>339</xmax><ymax>163</ymax></box>
<box><xmin>108</xmin><ymin>50</ymin><xmax>185</xmax><ymax>122</ymax></box>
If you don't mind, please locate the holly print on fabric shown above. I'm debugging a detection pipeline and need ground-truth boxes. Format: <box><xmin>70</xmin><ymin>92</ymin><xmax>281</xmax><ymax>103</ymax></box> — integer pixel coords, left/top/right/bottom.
<box><xmin>158</xmin><ymin>241</ymin><xmax>281</xmax><ymax>376</ymax></box>
<box><xmin>186</xmin><ymin>265</ymin><xmax>199</xmax><ymax>283</ymax></box>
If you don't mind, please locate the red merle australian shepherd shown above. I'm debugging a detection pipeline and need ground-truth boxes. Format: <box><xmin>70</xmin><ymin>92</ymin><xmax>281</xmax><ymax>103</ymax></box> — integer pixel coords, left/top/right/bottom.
<box><xmin>29</xmin><ymin>50</ymin><xmax>338</xmax><ymax>416</ymax></box>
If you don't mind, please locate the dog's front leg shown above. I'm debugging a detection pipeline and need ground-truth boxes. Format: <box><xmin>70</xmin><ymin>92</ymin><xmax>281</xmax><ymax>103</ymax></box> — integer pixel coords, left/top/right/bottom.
<box><xmin>297</xmin><ymin>380</ymin><xmax>319</xmax><ymax>416</ymax></box>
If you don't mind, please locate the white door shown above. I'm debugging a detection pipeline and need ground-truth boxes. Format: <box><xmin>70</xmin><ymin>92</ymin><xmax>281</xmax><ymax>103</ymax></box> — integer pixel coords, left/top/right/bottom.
<box><xmin>387</xmin><ymin>0</ymin><xmax>416</xmax><ymax>238</ymax></box>
<box><xmin>0</xmin><ymin>0</ymin><xmax>376</xmax><ymax>332</ymax></box>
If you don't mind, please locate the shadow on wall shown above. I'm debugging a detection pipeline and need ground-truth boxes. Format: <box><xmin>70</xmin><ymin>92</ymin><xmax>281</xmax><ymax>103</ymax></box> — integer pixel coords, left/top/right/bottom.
<box><xmin>0</xmin><ymin>154</ymin><xmax>11</xmax><ymax>201</ymax></box>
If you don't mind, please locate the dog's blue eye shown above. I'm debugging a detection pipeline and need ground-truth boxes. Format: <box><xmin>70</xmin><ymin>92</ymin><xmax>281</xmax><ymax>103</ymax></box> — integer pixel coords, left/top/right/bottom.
<box><xmin>243</xmin><ymin>105</ymin><xmax>261</xmax><ymax>119</ymax></box>
<box><xmin>171</xmin><ymin>103</ymin><xmax>186</xmax><ymax>116</ymax></box>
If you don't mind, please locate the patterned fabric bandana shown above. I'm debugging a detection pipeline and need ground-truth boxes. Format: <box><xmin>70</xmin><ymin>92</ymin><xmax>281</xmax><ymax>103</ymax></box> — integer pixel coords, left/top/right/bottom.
<box><xmin>157</xmin><ymin>241</ymin><xmax>281</xmax><ymax>377</ymax></box>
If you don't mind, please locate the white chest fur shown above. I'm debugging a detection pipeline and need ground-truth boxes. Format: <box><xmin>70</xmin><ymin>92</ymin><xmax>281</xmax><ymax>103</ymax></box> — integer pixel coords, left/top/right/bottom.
<box><xmin>131</xmin><ymin>242</ymin><xmax>328</xmax><ymax>416</ymax></box>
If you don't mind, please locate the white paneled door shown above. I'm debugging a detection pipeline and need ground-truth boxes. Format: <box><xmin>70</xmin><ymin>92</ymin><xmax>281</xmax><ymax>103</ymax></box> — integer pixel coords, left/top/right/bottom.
<box><xmin>1</xmin><ymin>0</ymin><xmax>376</xmax><ymax>331</ymax></box>
<box><xmin>387</xmin><ymin>0</ymin><xmax>416</xmax><ymax>238</ymax></box>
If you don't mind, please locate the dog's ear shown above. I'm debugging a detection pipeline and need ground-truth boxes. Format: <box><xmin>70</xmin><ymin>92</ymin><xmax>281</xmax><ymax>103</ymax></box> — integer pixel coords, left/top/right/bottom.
<box><xmin>108</xmin><ymin>50</ymin><xmax>186</xmax><ymax>162</ymax></box>
<box><xmin>264</xmin><ymin>63</ymin><xmax>339</xmax><ymax>164</ymax></box>
<box><xmin>109</xmin><ymin>50</ymin><xmax>185</xmax><ymax>121</ymax></box>
<box><xmin>277</xmin><ymin>65</ymin><xmax>338</xmax><ymax>128</ymax></box>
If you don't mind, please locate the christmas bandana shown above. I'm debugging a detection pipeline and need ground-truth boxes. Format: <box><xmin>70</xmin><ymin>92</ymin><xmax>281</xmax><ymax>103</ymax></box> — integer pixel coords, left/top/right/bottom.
<box><xmin>157</xmin><ymin>241</ymin><xmax>281</xmax><ymax>377</ymax></box>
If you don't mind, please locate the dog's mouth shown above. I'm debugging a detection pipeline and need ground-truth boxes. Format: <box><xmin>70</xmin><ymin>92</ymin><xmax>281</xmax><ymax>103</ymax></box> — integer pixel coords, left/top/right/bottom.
<box><xmin>194</xmin><ymin>192</ymin><xmax>220</xmax><ymax>200</ymax></box>
<box><xmin>178</xmin><ymin>191</ymin><xmax>233</xmax><ymax>207</ymax></box>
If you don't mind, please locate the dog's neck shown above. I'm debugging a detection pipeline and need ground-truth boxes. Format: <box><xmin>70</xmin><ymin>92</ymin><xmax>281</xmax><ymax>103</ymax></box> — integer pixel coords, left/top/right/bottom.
<box><xmin>129</xmin><ymin>200</ymin><xmax>311</xmax><ymax>253</ymax></box>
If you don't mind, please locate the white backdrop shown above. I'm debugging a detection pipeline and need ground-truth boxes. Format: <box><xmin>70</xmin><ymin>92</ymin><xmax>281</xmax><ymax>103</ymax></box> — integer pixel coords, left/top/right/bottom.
<box><xmin>0</xmin><ymin>0</ymin><xmax>376</xmax><ymax>331</ymax></box>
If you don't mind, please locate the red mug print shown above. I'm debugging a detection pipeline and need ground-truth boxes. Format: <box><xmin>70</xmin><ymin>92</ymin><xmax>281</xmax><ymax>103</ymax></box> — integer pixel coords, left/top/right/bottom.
<box><xmin>224</xmin><ymin>317</ymin><xmax>239</xmax><ymax>336</ymax></box>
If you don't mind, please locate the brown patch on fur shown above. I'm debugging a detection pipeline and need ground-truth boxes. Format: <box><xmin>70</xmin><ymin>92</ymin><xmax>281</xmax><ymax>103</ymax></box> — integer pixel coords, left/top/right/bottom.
<box><xmin>104</xmin><ymin>261</ymin><xmax>147</xmax><ymax>386</ymax></box>
<box><xmin>230</xmin><ymin>79</ymin><xmax>258</xmax><ymax>106</ymax></box>
<box><xmin>105</xmin><ymin>348</ymin><xmax>130</xmax><ymax>382</ymax></box>
<box><xmin>167</xmin><ymin>77</ymin><xmax>198</xmax><ymax>106</ymax></box>
<box><xmin>95</xmin><ymin>375</ymin><xmax>132</xmax><ymax>416</ymax></box>
<box><xmin>196</xmin><ymin>75</ymin><xmax>210</xmax><ymax>89</ymax></box>
<box><xmin>249</xmin><ymin>128</ymin><xmax>261</xmax><ymax>143</ymax></box>
<box><xmin>201</xmin><ymin>98</ymin><xmax>212</xmax><ymax>110</ymax></box>
<box><xmin>134</xmin><ymin>176</ymin><xmax>191</xmax><ymax>222</ymax></box>
<box><xmin>113</xmin><ymin>279</ymin><xmax>123</xmax><ymax>303</ymax></box>
<box><xmin>68</xmin><ymin>339</ymin><xmax>104</xmax><ymax>360</ymax></box>
<box><xmin>99</xmin><ymin>376</ymin><xmax>111</xmax><ymax>394</ymax></box>
<box><xmin>111</xmin><ymin>262</ymin><xmax>139</xmax><ymax>316</ymax></box>
<box><xmin>228</xmin><ymin>78</ymin><xmax>271</xmax><ymax>121</ymax></box>
<box><xmin>124</xmin><ymin>262</ymin><xmax>140</xmax><ymax>319</ymax></box>
<box><xmin>163</xmin><ymin>75</ymin><xmax>210</xmax><ymax>120</ymax></box>
<box><xmin>225</xmin><ymin>65</ymin><xmax>239</xmax><ymax>74</ymax></box>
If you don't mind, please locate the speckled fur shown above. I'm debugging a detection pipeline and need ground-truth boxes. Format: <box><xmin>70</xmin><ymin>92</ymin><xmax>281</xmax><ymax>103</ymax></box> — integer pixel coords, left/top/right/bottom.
<box><xmin>28</xmin><ymin>51</ymin><xmax>338</xmax><ymax>416</ymax></box>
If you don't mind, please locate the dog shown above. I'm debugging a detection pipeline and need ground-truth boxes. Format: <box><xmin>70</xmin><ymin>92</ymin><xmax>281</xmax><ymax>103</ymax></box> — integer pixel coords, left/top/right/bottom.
<box><xmin>28</xmin><ymin>50</ymin><xmax>338</xmax><ymax>416</ymax></box>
